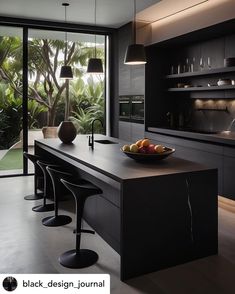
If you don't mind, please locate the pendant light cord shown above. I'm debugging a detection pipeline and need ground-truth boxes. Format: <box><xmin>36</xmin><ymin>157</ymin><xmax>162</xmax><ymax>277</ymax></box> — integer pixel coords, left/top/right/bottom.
<box><xmin>133</xmin><ymin>0</ymin><xmax>136</xmax><ymax>44</ymax></box>
<box><xmin>94</xmin><ymin>0</ymin><xmax>97</xmax><ymax>58</ymax></box>
<box><xmin>63</xmin><ymin>3</ymin><xmax>69</xmax><ymax>64</ymax></box>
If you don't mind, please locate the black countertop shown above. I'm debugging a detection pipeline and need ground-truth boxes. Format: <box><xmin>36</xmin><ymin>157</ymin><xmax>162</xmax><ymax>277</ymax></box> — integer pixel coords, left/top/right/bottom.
<box><xmin>35</xmin><ymin>135</ymin><xmax>213</xmax><ymax>182</ymax></box>
<box><xmin>147</xmin><ymin>127</ymin><xmax>235</xmax><ymax>147</ymax></box>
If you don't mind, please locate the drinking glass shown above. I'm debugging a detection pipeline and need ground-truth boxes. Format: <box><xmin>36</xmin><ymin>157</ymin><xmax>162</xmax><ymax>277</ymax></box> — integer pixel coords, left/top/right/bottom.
<box><xmin>207</xmin><ymin>57</ymin><xmax>211</xmax><ymax>69</ymax></box>
<box><xmin>186</xmin><ymin>58</ymin><xmax>189</xmax><ymax>72</ymax></box>
<box><xmin>190</xmin><ymin>57</ymin><xmax>195</xmax><ymax>72</ymax></box>
<box><xmin>199</xmin><ymin>57</ymin><xmax>204</xmax><ymax>71</ymax></box>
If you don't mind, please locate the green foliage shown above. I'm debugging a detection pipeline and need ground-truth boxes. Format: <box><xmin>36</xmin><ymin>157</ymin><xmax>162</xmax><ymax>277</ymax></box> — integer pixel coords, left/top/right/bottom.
<box><xmin>69</xmin><ymin>75</ymin><xmax>105</xmax><ymax>134</ymax></box>
<box><xmin>0</xmin><ymin>100</ymin><xmax>22</xmax><ymax>149</ymax></box>
<box><xmin>27</xmin><ymin>100</ymin><xmax>47</xmax><ymax>129</ymax></box>
<box><xmin>0</xmin><ymin>35</ymin><xmax>105</xmax><ymax>144</ymax></box>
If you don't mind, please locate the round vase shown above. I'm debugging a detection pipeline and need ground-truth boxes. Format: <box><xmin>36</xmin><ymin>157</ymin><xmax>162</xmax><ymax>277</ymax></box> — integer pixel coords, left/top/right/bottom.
<box><xmin>57</xmin><ymin>121</ymin><xmax>77</xmax><ymax>144</ymax></box>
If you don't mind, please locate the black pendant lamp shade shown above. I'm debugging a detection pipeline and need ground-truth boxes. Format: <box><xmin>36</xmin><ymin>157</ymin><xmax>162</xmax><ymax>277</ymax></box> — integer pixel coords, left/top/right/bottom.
<box><xmin>87</xmin><ymin>0</ymin><xmax>103</xmax><ymax>74</ymax></box>
<box><xmin>60</xmin><ymin>3</ymin><xmax>73</xmax><ymax>79</ymax></box>
<box><xmin>87</xmin><ymin>58</ymin><xmax>103</xmax><ymax>73</ymax></box>
<box><xmin>124</xmin><ymin>44</ymin><xmax>146</xmax><ymax>65</ymax></box>
<box><xmin>60</xmin><ymin>65</ymin><xmax>73</xmax><ymax>79</ymax></box>
<box><xmin>124</xmin><ymin>0</ymin><xmax>147</xmax><ymax>65</ymax></box>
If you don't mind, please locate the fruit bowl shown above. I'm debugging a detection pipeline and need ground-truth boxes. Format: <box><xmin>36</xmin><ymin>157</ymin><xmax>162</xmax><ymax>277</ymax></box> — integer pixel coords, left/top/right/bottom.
<box><xmin>121</xmin><ymin>146</ymin><xmax>175</xmax><ymax>162</ymax></box>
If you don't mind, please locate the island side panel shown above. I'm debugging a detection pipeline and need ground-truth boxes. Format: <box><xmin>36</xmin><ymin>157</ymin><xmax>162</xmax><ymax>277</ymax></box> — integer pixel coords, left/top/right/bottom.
<box><xmin>120</xmin><ymin>169</ymin><xmax>218</xmax><ymax>280</ymax></box>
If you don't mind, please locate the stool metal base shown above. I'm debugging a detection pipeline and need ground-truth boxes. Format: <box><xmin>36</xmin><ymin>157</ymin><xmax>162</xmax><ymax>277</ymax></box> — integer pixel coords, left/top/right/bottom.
<box><xmin>32</xmin><ymin>203</ymin><xmax>54</xmax><ymax>212</ymax></box>
<box><xmin>59</xmin><ymin>249</ymin><xmax>98</xmax><ymax>268</ymax></box>
<box><xmin>42</xmin><ymin>215</ymin><xmax>72</xmax><ymax>227</ymax></box>
<box><xmin>24</xmin><ymin>192</ymin><xmax>43</xmax><ymax>201</ymax></box>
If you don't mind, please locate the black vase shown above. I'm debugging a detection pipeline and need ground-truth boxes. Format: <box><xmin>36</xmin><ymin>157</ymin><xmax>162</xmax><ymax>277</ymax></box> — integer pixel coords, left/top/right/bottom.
<box><xmin>57</xmin><ymin>121</ymin><xmax>77</xmax><ymax>144</ymax></box>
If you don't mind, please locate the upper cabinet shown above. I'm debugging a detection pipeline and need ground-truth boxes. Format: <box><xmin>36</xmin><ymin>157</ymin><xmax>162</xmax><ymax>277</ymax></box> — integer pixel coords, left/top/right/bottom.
<box><xmin>118</xmin><ymin>23</ymin><xmax>145</xmax><ymax>96</ymax></box>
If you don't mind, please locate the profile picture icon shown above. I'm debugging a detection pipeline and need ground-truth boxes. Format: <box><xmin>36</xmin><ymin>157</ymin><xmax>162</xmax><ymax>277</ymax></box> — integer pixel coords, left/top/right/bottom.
<box><xmin>2</xmin><ymin>277</ymin><xmax>18</xmax><ymax>291</ymax></box>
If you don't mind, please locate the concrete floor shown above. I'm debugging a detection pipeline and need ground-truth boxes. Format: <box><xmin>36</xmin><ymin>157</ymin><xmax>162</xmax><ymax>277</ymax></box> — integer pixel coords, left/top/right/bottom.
<box><xmin>0</xmin><ymin>176</ymin><xmax>235</xmax><ymax>294</ymax></box>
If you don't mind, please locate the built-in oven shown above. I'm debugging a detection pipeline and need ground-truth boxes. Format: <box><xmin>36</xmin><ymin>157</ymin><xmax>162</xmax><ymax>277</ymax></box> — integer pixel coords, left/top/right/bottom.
<box><xmin>130</xmin><ymin>95</ymin><xmax>144</xmax><ymax>122</ymax></box>
<box><xmin>119</xmin><ymin>96</ymin><xmax>131</xmax><ymax>121</ymax></box>
<box><xmin>119</xmin><ymin>95</ymin><xmax>144</xmax><ymax>123</ymax></box>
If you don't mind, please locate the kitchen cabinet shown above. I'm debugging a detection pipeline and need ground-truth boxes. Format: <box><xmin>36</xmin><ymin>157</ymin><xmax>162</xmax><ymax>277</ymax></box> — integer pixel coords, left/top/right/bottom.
<box><xmin>223</xmin><ymin>147</ymin><xmax>235</xmax><ymax>200</ymax></box>
<box><xmin>119</xmin><ymin>121</ymin><xmax>144</xmax><ymax>142</ymax></box>
<box><xmin>118</xmin><ymin>23</ymin><xmax>145</xmax><ymax>96</ymax></box>
<box><xmin>146</xmin><ymin>131</ymin><xmax>228</xmax><ymax>198</ymax></box>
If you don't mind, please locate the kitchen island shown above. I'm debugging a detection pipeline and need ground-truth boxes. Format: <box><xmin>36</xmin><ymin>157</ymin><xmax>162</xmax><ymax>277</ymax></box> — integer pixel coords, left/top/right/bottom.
<box><xmin>35</xmin><ymin>135</ymin><xmax>218</xmax><ymax>280</ymax></box>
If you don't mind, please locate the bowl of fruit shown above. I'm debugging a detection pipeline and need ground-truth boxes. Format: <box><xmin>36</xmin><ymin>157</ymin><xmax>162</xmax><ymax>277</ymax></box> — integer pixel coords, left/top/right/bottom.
<box><xmin>121</xmin><ymin>138</ymin><xmax>175</xmax><ymax>162</ymax></box>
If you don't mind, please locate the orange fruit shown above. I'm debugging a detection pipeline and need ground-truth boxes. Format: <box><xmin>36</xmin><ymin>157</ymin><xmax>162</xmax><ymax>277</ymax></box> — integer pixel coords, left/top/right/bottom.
<box><xmin>141</xmin><ymin>138</ymin><xmax>150</xmax><ymax>147</ymax></box>
<box><xmin>135</xmin><ymin>139</ymin><xmax>143</xmax><ymax>147</ymax></box>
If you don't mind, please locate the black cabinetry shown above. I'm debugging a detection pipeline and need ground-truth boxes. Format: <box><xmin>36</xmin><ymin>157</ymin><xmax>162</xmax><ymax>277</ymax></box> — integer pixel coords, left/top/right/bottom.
<box><xmin>146</xmin><ymin>130</ymin><xmax>235</xmax><ymax>200</ymax></box>
<box><xmin>118</xmin><ymin>22</ymin><xmax>145</xmax><ymax>140</ymax></box>
<box><xmin>118</xmin><ymin>23</ymin><xmax>145</xmax><ymax>96</ymax></box>
<box><xmin>119</xmin><ymin>121</ymin><xmax>144</xmax><ymax>142</ymax></box>
<box><xmin>145</xmin><ymin>20</ymin><xmax>235</xmax><ymax>133</ymax></box>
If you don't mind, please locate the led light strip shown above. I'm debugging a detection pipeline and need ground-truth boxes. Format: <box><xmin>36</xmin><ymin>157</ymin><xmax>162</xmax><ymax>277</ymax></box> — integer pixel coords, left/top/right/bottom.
<box><xmin>137</xmin><ymin>0</ymin><xmax>209</xmax><ymax>24</ymax></box>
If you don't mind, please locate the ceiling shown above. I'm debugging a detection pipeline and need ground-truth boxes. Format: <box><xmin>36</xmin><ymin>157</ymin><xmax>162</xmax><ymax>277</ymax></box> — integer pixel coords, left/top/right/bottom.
<box><xmin>0</xmin><ymin>0</ymin><xmax>162</xmax><ymax>28</ymax></box>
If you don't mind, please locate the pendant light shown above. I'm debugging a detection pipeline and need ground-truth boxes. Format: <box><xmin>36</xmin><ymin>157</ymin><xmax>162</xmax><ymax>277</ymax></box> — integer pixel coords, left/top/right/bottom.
<box><xmin>124</xmin><ymin>0</ymin><xmax>146</xmax><ymax>65</ymax></box>
<box><xmin>87</xmin><ymin>0</ymin><xmax>103</xmax><ymax>73</ymax></box>
<box><xmin>60</xmin><ymin>3</ymin><xmax>73</xmax><ymax>79</ymax></box>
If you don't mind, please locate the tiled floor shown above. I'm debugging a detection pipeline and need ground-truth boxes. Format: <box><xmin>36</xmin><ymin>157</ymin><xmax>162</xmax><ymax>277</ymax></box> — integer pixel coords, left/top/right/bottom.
<box><xmin>0</xmin><ymin>176</ymin><xmax>235</xmax><ymax>293</ymax></box>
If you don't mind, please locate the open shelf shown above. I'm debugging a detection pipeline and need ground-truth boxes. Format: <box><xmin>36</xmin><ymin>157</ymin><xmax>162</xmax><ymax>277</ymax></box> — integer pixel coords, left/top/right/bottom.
<box><xmin>168</xmin><ymin>85</ymin><xmax>235</xmax><ymax>92</ymax></box>
<box><xmin>165</xmin><ymin>66</ymin><xmax>235</xmax><ymax>79</ymax></box>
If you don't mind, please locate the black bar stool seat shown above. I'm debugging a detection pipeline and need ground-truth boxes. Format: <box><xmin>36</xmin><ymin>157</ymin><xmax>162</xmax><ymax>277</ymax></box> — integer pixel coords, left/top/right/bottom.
<box><xmin>23</xmin><ymin>152</ymin><xmax>43</xmax><ymax>200</ymax></box>
<box><xmin>59</xmin><ymin>178</ymin><xmax>102</xmax><ymax>268</ymax></box>
<box><xmin>32</xmin><ymin>161</ymin><xmax>58</xmax><ymax>212</ymax></box>
<box><xmin>42</xmin><ymin>167</ymin><xmax>73</xmax><ymax>227</ymax></box>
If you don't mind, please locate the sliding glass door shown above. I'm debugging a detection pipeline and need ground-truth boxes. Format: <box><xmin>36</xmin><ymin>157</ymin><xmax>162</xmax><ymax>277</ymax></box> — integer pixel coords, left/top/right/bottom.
<box><xmin>0</xmin><ymin>26</ymin><xmax>23</xmax><ymax>176</ymax></box>
<box><xmin>28</xmin><ymin>29</ymin><xmax>105</xmax><ymax>142</ymax></box>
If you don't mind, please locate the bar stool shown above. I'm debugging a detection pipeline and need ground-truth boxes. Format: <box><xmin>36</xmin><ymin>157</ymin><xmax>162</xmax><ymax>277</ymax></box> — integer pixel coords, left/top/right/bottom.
<box><xmin>42</xmin><ymin>166</ymin><xmax>73</xmax><ymax>227</ymax></box>
<box><xmin>23</xmin><ymin>152</ymin><xmax>43</xmax><ymax>200</ymax></box>
<box><xmin>32</xmin><ymin>161</ymin><xmax>57</xmax><ymax>212</ymax></box>
<box><xmin>59</xmin><ymin>178</ymin><xmax>102</xmax><ymax>268</ymax></box>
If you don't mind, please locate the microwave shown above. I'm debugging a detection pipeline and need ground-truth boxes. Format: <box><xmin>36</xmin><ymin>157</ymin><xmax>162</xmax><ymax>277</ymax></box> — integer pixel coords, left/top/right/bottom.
<box><xmin>119</xmin><ymin>95</ymin><xmax>144</xmax><ymax>123</ymax></box>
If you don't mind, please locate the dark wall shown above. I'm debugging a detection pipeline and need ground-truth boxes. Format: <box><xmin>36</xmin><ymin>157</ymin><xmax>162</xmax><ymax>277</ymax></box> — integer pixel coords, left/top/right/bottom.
<box><xmin>145</xmin><ymin>22</ymin><xmax>235</xmax><ymax>133</ymax></box>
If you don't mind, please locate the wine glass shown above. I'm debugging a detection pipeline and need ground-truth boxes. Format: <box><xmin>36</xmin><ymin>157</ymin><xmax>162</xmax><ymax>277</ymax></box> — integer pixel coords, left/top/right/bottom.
<box><xmin>186</xmin><ymin>58</ymin><xmax>189</xmax><ymax>72</ymax></box>
<box><xmin>190</xmin><ymin>57</ymin><xmax>195</xmax><ymax>72</ymax></box>
<box><xmin>207</xmin><ymin>57</ymin><xmax>211</xmax><ymax>69</ymax></box>
<box><xmin>199</xmin><ymin>57</ymin><xmax>204</xmax><ymax>71</ymax></box>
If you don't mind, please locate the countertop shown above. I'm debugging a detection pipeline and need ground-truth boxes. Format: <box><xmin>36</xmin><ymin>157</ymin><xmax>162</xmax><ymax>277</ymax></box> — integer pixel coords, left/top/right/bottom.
<box><xmin>147</xmin><ymin>127</ymin><xmax>235</xmax><ymax>147</ymax></box>
<box><xmin>35</xmin><ymin>134</ymin><xmax>214</xmax><ymax>182</ymax></box>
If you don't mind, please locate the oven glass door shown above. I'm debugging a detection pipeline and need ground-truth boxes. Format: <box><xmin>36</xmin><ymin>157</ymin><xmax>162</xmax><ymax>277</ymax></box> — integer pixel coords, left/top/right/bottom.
<box><xmin>119</xmin><ymin>99</ymin><xmax>131</xmax><ymax>120</ymax></box>
<box><xmin>131</xmin><ymin>98</ymin><xmax>144</xmax><ymax>121</ymax></box>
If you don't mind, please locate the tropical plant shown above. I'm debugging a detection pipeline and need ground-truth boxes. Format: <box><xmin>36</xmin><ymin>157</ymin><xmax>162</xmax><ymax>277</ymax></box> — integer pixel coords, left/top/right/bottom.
<box><xmin>69</xmin><ymin>75</ymin><xmax>105</xmax><ymax>134</ymax></box>
<box><xmin>27</xmin><ymin>100</ymin><xmax>47</xmax><ymax>129</ymax></box>
<box><xmin>1</xmin><ymin>36</ymin><xmax>104</xmax><ymax>126</ymax></box>
<box><xmin>0</xmin><ymin>92</ymin><xmax>22</xmax><ymax>149</ymax></box>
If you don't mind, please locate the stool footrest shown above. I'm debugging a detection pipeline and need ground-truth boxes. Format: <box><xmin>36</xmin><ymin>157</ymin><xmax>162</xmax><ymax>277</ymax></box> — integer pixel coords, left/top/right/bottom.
<box><xmin>73</xmin><ymin>229</ymin><xmax>95</xmax><ymax>235</ymax></box>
